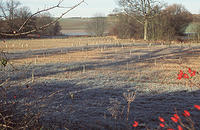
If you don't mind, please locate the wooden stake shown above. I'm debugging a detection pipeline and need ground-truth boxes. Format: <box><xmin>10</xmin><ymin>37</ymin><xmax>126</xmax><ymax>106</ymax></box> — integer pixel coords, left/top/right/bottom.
<box><xmin>83</xmin><ymin>65</ymin><xmax>85</xmax><ymax>73</ymax></box>
<box><xmin>34</xmin><ymin>58</ymin><xmax>37</xmax><ymax>65</ymax></box>
<box><xmin>32</xmin><ymin>69</ymin><xmax>34</xmax><ymax>83</ymax></box>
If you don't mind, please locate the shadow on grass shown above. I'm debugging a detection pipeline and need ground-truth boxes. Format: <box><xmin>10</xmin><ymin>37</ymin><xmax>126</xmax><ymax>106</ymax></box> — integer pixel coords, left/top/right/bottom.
<box><xmin>37</xmin><ymin>87</ymin><xmax>200</xmax><ymax>129</ymax></box>
<box><xmin>2</xmin><ymin>78</ymin><xmax>200</xmax><ymax>129</ymax></box>
<box><xmin>2</xmin><ymin>44</ymin><xmax>200</xmax><ymax>83</ymax></box>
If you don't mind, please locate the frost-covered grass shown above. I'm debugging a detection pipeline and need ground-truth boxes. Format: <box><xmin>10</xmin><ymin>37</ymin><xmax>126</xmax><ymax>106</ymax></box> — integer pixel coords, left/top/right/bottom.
<box><xmin>1</xmin><ymin>38</ymin><xmax>200</xmax><ymax>129</ymax></box>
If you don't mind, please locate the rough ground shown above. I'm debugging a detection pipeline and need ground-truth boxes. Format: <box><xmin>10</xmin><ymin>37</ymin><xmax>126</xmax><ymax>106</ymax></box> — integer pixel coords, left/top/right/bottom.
<box><xmin>1</xmin><ymin>41</ymin><xmax>200</xmax><ymax>129</ymax></box>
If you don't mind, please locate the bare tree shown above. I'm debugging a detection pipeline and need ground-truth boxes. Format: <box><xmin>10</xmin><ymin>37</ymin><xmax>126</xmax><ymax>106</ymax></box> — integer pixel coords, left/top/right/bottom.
<box><xmin>86</xmin><ymin>13</ymin><xmax>107</xmax><ymax>37</ymax></box>
<box><xmin>110</xmin><ymin>13</ymin><xmax>143</xmax><ymax>39</ymax></box>
<box><xmin>35</xmin><ymin>13</ymin><xmax>59</xmax><ymax>36</ymax></box>
<box><xmin>118</xmin><ymin>0</ymin><xmax>163</xmax><ymax>40</ymax></box>
<box><xmin>163</xmin><ymin>4</ymin><xmax>192</xmax><ymax>36</ymax></box>
<box><xmin>0</xmin><ymin>0</ymin><xmax>21</xmax><ymax>33</ymax></box>
<box><xmin>0</xmin><ymin>0</ymin><xmax>85</xmax><ymax>37</ymax></box>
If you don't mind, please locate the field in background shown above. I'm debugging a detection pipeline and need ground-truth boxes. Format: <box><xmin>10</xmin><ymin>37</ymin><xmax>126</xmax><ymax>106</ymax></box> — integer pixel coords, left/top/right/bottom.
<box><xmin>59</xmin><ymin>18</ymin><xmax>89</xmax><ymax>30</ymax></box>
<box><xmin>59</xmin><ymin>17</ymin><xmax>116</xmax><ymax>35</ymax></box>
<box><xmin>1</xmin><ymin>37</ymin><xmax>200</xmax><ymax>129</ymax></box>
<box><xmin>1</xmin><ymin>37</ymin><xmax>134</xmax><ymax>51</ymax></box>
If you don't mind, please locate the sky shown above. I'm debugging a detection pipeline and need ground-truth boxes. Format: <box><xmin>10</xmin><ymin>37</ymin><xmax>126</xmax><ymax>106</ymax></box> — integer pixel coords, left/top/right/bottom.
<box><xmin>18</xmin><ymin>0</ymin><xmax>200</xmax><ymax>18</ymax></box>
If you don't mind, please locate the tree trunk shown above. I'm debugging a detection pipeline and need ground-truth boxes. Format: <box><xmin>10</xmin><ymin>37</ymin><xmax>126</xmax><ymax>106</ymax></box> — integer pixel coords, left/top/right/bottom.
<box><xmin>144</xmin><ymin>18</ymin><xmax>148</xmax><ymax>41</ymax></box>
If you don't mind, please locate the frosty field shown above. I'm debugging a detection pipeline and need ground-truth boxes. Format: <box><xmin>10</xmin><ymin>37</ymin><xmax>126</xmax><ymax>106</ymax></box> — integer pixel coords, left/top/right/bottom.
<box><xmin>1</xmin><ymin>37</ymin><xmax>200</xmax><ymax>129</ymax></box>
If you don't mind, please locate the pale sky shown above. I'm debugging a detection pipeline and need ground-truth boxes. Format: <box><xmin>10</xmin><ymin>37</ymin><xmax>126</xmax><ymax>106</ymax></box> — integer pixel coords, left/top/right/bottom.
<box><xmin>18</xmin><ymin>0</ymin><xmax>200</xmax><ymax>17</ymax></box>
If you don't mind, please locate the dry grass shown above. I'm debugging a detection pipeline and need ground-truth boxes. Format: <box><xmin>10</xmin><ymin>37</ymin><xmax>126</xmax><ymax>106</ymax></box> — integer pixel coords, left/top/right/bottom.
<box><xmin>1</xmin><ymin>36</ymin><xmax>136</xmax><ymax>52</ymax></box>
<box><xmin>11</xmin><ymin>48</ymin><xmax>101</xmax><ymax>65</ymax></box>
<box><xmin>6</xmin><ymin>37</ymin><xmax>200</xmax><ymax>87</ymax></box>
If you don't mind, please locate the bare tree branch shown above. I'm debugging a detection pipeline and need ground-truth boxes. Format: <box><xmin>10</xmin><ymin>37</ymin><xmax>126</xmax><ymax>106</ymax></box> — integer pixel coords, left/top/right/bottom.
<box><xmin>17</xmin><ymin>0</ymin><xmax>64</xmax><ymax>32</ymax></box>
<box><xmin>0</xmin><ymin>2</ymin><xmax>8</xmax><ymax>20</ymax></box>
<box><xmin>0</xmin><ymin>0</ymin><xmax>85</xmax><ymax>37</ymax></box>
<box><xmin>124</xmin><ymin>9</ymin><xmax>143</xmax><ymax>24</ymax></box>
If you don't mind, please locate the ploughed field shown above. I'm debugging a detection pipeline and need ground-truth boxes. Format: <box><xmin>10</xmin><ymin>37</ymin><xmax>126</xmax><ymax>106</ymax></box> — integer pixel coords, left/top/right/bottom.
<box><xmin>1</xmin><ymin>37</ymin><xmax>200</xmax><ymax>129</ymax></box>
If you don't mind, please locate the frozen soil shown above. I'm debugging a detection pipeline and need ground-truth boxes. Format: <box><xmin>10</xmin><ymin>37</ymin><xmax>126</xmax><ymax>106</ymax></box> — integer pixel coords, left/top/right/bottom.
<box><xmin>1</xmin><ymin>42</ymin><xmax>200</xmax><ymax>129</ymax></box>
